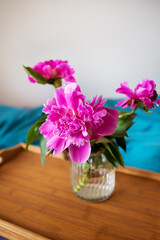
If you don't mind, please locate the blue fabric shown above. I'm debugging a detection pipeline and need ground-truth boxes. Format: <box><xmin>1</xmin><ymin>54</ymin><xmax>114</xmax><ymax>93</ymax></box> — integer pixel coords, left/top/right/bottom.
<box><xmin>0</xmin><ymin>101</ymin><xmax>160</xmax><ymax>172</ymax></box>
<box><xmin>0</xmin><ymin>105</ymin><xmax>42</xmax><ymax>149</ymax></box>
<box><xmin>0</xmin><ymin>237</ymin><xmax>8</xmax><ymax>240</ymax></box>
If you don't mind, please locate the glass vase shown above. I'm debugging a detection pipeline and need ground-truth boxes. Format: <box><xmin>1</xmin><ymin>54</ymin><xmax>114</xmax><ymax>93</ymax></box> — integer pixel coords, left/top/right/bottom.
<box><xmin>70</xmin><ymin>152</ymin><xmax>115</xmax><ymax>202</ymax></box>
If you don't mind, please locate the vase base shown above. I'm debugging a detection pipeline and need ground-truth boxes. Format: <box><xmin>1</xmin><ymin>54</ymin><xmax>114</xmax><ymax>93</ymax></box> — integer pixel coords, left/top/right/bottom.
<box><xmin>73</xmin><ymin>191</ymin><xmax>114</xmax><ymax>203</ymax></box>
<box><xmin>72</xmin><ymin>182</ymin><xmax>115</xmax><ymax>203</ymax></box>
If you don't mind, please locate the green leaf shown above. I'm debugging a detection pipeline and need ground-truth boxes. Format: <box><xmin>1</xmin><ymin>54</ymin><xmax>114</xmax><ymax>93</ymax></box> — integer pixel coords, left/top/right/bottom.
<box><xmin>102</xmin><ymin>144</ymin><xmax>119</xmax><ymax>168</ymax></box>
<box><xmin>112</xmin><ymin>111</ymin><xmax>137</xmax><ymax>138</ymax></box>
<box><xmin>108</xmin><ymin>142</ymin><xmax>124</xmax><ymax>167</ymax></box>
<box><xmin>91</xmin><ymin>143</ymin><xmax>102</xmax><ymax>154</ymax></box>
<box><xmin>23</xmin><ymin>66</ymin><xmax>47</xmax><ymax>84</ymax></box>
<box><xmin>26</xmin><ymin>116</ymin><xmax>46</xmax><ymax>151</ymax></box>
<box><xmin>39</xmin><ymin>135</ymin><xmax>48</xmax><ymax>165</ymax></box>
<box><xmin>115</xmin><ymin>136</ymin><xmax>126</xmax><ymax>152</ymax></box>
<box><xmin>118</xmin><ymin>111</ymin><xmax>131</xmax><ymax>117</ymax></box>
<box><xmin>96</xmin><ymin>137</ymin><xmax>112</xmax><ymax>144</ymax></box>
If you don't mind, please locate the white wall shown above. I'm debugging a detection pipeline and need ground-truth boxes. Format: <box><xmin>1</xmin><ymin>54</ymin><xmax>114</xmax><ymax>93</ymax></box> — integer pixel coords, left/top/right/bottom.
<box><xmin>0</xmin><ymin>0</ymin><xmax>160</xmax><ymax>107</ymax></box>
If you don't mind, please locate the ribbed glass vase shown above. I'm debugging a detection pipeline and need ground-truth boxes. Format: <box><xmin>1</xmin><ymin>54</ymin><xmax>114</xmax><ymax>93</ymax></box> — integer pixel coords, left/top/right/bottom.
<box><xmin>70</xmin><ymin>152</ymin><xmax>115</xmax><ymax>202</ymax></box>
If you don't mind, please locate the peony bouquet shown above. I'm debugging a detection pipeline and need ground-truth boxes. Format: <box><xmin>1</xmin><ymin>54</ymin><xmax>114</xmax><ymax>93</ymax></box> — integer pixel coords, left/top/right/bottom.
<box><xmin>23</xmin><ymin>60</ymin><xmax>160</xmax><ymax>167</ymax></box>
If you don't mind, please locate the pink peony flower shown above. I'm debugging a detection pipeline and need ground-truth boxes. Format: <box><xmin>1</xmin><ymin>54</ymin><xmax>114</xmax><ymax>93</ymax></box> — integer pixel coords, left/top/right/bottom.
<box><xmin>28</xmin><ymin>60</ymin><xmax>76</xmax><ymax>83</ymax></box>
<box><xmin>40</xmin><ymin>83</ymin><xmax>119</xmax><ymax>163</ymax></box>
<box><xmin>116</xmin><ymin>79</ymin><xmax>160</xmax><ymax>109</ymax></box>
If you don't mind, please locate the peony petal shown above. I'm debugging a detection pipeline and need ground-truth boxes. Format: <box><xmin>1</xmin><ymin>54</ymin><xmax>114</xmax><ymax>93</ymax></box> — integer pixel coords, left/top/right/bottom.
<box><xmin>130</xmin><ymin>100</ymin><xmax>137</xmax><ymax>109</ymax></box>
<box><xmin>28</xmin><ymin>75</ymin><xmax>36</xmax><ymax>83</ymax></box>
<box><xmin>89</xmin><ymin>95</ymin><xmax>97</xmax><ymax>106</ymax></box>
<box><xmin>156</xmin><ymin>99</ymin><xmax>160</xmax><ymax>106</ymax></box>
<box><xmin>55</xmin><ymin>87</ymin><xmax>67</xmax><ymax>108</ymax></box>
<box><xmin>46</xmin><ymin>135</ymin><xmax>60</xmax><ymax>150</ymax></box>
<box><xmin>142</xmin><ymin>98</ymin><xmax>154</xmax><ymax>108</ymax></box>
<box><xmin>68</xmin><ymin>142</ymin><xmax>91</xmax><ymax>163</ymax></box>
<box><xmin>115</xmin><ymin>99</ymin><xmax>131</xmax><ymax>108</ymax></box>
<box><xmin>65</xmin><ymin>75</ymin><xmax>76</xmax><ymax>82</ymax></box>
<box><xmin>46</xmin><ymin>135</ymin><xmax>69</xmax><ymax>155</ymax></box>
<box><xmin>53</xmin><ymin>138</ymin><xmax>69</xmax><ymax>155</ymax></box>
<box><xmin>116</xmin><ymin>82</ymin><xmax>134</xmax><ymax>98</ymax></box>
<box><xmin>39</xmin><ymin>120</ymin><xmax>53</xmax><ymax>139</ymax></box>
<box><xmin>95</xmin><ymin>107</ymin><xmax>119</xmax><ymax>136</ymax></box>
<box><xmin>135</xmin><ymin>87</ymin><xmax>149</xmax><ymax>97</ymax></box>
<box><xmin>137</xmin><ymin>79</ymin><xmax>155</xmax><ymax>93</ymax></box>
<box><xmin>65</xmin><ymin>83</ymin><xmax>85</xmax><ymax>113</ymax></box>
<box><xmin>43</xmin><ymin>65</ymin><xmax>53</xmax><ymax>79</ymax></box>
<box><xmin>42</xmin><ymin>97</ymin><xmax>56</xmax><ymax>114</ymax></box>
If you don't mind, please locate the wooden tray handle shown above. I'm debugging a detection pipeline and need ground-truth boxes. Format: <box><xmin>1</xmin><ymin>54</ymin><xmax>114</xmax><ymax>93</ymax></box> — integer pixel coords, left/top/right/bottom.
<box><xmin>0</xmin><ymin>144</ymin><xmax>23</xmax><ymax>165</ymax></box>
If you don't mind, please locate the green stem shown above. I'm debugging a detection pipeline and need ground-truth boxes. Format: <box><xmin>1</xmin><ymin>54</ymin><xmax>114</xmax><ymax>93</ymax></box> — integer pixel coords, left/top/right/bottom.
<box><xmin>119</xmin><ymin>102</ymin><xmax>140</xmax><ymax>119</ymax></box>
<box><xmin>73</xmin><ymin>173</ymin><xmax>88</xmax><ymax>193</ymax></box>
<box><xmin>130</xmin><ymin>102</ymin><xmax>141</xmax><ymax>114</ymax></box>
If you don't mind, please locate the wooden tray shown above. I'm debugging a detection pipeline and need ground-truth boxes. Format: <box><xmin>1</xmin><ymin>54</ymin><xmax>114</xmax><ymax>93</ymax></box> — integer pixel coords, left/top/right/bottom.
<box><xmin>0</xmin><ymin>144</ymin><xmax>160</xmax><ymax>240</ymax></box>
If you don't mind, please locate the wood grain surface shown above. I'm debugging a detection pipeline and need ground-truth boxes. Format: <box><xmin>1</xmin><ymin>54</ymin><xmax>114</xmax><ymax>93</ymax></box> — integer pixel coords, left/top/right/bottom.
<box><xmin>0</xmin><ymin>145</ymin><xmax>160</xmax><ymax>240</ymax></box>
